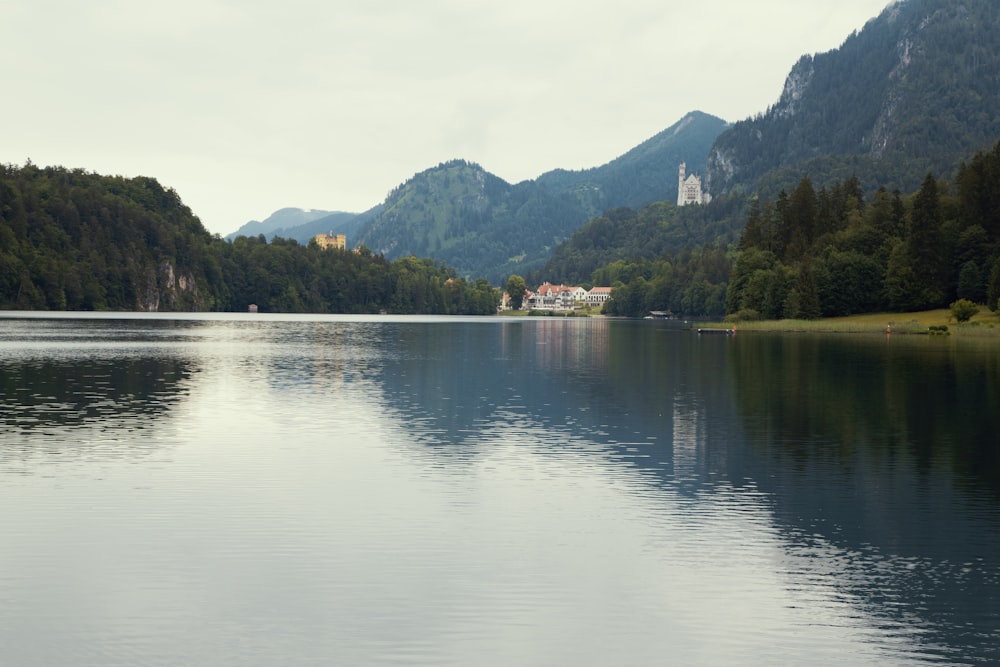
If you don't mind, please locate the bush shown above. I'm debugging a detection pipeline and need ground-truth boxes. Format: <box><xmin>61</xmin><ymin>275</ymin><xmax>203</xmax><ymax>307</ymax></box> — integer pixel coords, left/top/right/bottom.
<box><xmin>725</xmin><ymin>308</ymin><xmax>762</xmax><ymax>322</ymax></box>
<box><xmin>950</xmin><ymin>299</ymin><xmax>980</xmax><ymax>323</ymax></box>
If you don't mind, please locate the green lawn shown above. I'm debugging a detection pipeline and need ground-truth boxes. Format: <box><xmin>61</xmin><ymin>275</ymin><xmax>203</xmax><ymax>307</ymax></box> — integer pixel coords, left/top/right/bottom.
<box><xmin>710</xmin><ymin>308</ymin><xmax>1000</xmax><ymax>336</ymax></box>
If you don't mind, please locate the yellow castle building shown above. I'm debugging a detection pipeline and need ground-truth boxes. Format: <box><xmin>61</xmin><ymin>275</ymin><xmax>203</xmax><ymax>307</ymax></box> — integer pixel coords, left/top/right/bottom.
<box><xmin>314</xmin><ymin>232</ymin><xmax>347</xmax><ymax>250</ymax></box>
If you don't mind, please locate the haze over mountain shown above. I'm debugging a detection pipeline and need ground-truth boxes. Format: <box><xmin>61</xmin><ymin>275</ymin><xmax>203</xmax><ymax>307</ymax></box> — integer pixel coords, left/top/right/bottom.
<box><xmin>253</xmin><ymin>111</ymin><xmax>726</xmax><ymax>283</ymax></box>
<box><xmin>226</xmin><ymin>208</ymin><xmax>339</xmax><ymax>240</ymax></box>
<box><xmin>226</xmin><ymin>207</ymin><xmax>376</xmax><ymax>247</ymax></box>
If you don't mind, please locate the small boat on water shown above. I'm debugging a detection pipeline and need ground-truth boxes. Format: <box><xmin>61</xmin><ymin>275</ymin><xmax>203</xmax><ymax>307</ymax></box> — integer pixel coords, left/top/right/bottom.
<box><xmin>697</xmin><ymin>327</ymin><xmax>735</xmax><ymax>335</ymax></box>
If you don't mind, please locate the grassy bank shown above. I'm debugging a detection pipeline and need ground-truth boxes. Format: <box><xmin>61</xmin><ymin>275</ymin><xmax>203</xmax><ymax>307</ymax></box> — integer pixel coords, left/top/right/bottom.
<box><xmin>709</xmin><ymin>308</ymin><xmax>1000</xmax><ymax>337</ymax></box>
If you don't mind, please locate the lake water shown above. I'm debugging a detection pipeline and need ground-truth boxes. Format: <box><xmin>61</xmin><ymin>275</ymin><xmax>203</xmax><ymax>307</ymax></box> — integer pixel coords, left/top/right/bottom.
<box><xmin>0</xmin><ymin>313</ymin><xmax>998</xmax><ymax>666</ymax></box>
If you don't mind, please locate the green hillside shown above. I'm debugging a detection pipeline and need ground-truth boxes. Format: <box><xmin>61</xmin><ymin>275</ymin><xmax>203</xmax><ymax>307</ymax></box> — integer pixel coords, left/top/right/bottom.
<box><xmin>0</xmin><ymin>163</ymin><xmax>498</xmax><ymax>314</ymax></box>
<box><xmin>0</xmin><ymin>164</ymin><xmax>220</xmax><ymax>311</ymax></box>
<box><xmin>356</xmin><ymin>160</ymin><xmax>587</xmax><ymax>284</ymax></box>
<box><xmin>538</xmin><ymin>195</ymin><xmax>746</xmax><ymax>286</ymax></box>
<box><xmin>354</xmin><ymin>112</ymin><xmax>727</xmax><ymax>283</ymax></box>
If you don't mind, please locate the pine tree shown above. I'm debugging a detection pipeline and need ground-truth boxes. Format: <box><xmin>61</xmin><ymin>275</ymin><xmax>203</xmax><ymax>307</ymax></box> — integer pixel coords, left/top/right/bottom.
<box><xmin>783</xmin><ymin>177</ymin><xmax>819</xmax><ymax>263</ymax></box>
<box><xmin>906</xmin><ymin>173</ymin><xmax>947</xmax><ymax>307</ymax></box>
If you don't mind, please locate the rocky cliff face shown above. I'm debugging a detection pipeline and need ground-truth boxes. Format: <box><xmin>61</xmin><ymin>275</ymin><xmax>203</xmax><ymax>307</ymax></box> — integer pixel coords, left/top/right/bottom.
<box><xmin>774</xmin><ymin>56</ymin><xmax>815</xmax><ymax>119</ymax></box>
<box><xmin>137</xmin><ymin>260</ymin><xmax>204</xmax><ymax>312</ymax></box>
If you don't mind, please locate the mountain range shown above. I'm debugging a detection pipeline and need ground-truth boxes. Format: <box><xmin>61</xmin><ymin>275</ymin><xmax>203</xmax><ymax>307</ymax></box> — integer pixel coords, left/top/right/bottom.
<box><xmin>234</xmin><ymin>112</ymin><xmax>727</xmax><ymax>283</ymax></box>
<box><xmin>225</xmin><ymin>207</ymin><xmax>364</xmax><ymax>242</ymax></box>
<box><xmin>233</xmin><ymin>0</ymin><xmax>1000</xmax><ymax>286</ymax></box>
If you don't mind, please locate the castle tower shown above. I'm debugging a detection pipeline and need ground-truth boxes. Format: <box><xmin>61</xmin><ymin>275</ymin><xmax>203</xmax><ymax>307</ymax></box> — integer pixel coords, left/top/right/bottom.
<box><xmin>677</xmin><ymin>162</ymin><xmax>687</xmax><ymax>206</ymax></box>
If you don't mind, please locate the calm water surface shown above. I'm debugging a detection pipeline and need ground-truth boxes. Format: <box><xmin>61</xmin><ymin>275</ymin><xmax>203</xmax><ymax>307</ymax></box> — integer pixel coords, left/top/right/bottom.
<box><xmin>0</xmin><ymin>313</ymin><xmax>998</xmax><ymax>666</ymax></box>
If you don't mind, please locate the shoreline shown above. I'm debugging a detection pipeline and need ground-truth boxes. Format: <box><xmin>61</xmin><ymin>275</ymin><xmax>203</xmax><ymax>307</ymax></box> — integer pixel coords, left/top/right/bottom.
<box><xmin>703</xmin><ymin>308</ymin><xmax>1000</xmax><ymax>337</ymax></box>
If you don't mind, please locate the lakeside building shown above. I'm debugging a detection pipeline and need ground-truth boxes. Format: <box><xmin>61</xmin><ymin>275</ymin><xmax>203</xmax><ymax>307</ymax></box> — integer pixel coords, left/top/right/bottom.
<box><xmin>528</xmin><ymin>283</ymin><xmax>578</xmax><ymax>310</ymax></box>
<box><xmin>503</xmin><ymin>282</ymin><xmax>612</xmax><ymax>311</ymax></box>
<box><xmin>585</xmin><ymin>286</ymin><xmax>613</xmax><ymax>306</ymax></box>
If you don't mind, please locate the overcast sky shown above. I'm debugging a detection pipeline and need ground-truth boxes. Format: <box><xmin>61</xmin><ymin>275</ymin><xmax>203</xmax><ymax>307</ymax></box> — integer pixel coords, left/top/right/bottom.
<box><xmin>4</xmin><ymin>1</ymin><xmax>892</xmax><ymax>236</ymax></box>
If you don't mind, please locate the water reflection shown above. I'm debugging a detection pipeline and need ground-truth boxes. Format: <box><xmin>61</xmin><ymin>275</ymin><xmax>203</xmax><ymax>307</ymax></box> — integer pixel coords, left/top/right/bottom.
<box><xmin>370</xmin><ymin>319</ymin><xmax>666</xmax><ymax>465</ymax></box>
<box><xmin>1</xmin><ymin>314</ymin><xmax>997</xmax><ymax>665</ymax></box>
<box><xmin>726</xmin><ymin>333</ymin><xmax>1000</xmax><ymax>663</ymax></box>
<box><xmin>0</xmin><ymin>357</ymin><xmax>192</xmax><ymax>430</ymax></box>
<box><xmin>0</xmin><ymin>318</ymin><xmax>199</xmax><ymax>466</ymax></box>
<box><xmin>729</xmin><ymin>334</ymin><xmax>1000</xmax><ymax>492</ymax></box>
<box><xmin>364</xmin><ymin>319</ymin><xmax>1000</xmax><ymax>664</ymax></box>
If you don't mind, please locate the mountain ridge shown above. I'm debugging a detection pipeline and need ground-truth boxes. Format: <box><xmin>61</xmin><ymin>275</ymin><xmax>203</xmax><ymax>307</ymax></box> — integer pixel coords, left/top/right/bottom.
<box><xmin>241</xmin><ymin>111</ymin><xmax>726</xmax><ymax>283</ymax></box>
<box><xmin>708</xmin><ymin>0</ymin><xmax>1000</xmax><ymax>198</ymax></box>
<box><xmin>232</xmin><ymin>110</ymin><xmax>726</xmax><ymax>261</ymax></box>
<box><xmin>226</xmin><ymin>207</ymin><xmax>341</xmax><ymax>241</ymax></box>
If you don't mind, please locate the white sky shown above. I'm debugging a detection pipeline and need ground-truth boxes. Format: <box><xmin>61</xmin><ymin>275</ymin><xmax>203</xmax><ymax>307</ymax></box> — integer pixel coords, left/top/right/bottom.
<box><xmin>3</xmin><ymin>1</ymin><xmax>891</xmax><ymax>236</ymax></box>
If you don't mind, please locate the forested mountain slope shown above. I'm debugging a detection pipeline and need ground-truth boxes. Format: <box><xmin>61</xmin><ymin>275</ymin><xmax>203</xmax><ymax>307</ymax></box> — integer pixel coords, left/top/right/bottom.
<box><xmin>355</xmin><ymin>160</ymin><xmax>587</xmax><ymax>284</ymax></box>
<box><xmin>0</xmin><ymin>164</ymin><xmax>498</xmax><ymax>314</ymax></box>
<box><xmin>538</xmin><ymin>195</ymin><xmax>746</xmax><ymax>286</ymax></box>
<box><xmin>0</xmin><ymin>164</ymin><xmax>220</xmax><ymax>311</ymax></box>
<box><xmin>708</xmin><ymin>0</ymin><xmax>1000</xmax><ymax>198</ymax></box>
<box><xmin>576</xmin><ymin>140</ymin><xmax>1000</xmax><ymax>320</ymax></box>
<box><xmin>534</xmin><ymin>111</ymin><xmax>728</xmax><ymax>213</ymax></box>
<box><xmin>353</xmin><ymin>112</ymin><xmax>727</xmax><ymax>283</ymax></box>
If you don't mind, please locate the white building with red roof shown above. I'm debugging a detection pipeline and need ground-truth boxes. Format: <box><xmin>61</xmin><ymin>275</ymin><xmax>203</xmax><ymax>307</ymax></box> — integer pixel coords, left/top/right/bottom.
<box><xmin>520</xmin><ymin>283</ymin><xmax>612</xmax><ymax>311</ymax></box>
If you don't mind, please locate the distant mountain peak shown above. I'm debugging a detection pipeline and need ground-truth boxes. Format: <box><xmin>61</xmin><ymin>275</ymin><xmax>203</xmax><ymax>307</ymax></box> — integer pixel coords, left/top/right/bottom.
<box><xmin>672</xmin><ymin>113</ymin><xmax>697</xmax><ymax>135</ymax></box>
<box><xmin>225</xmin><ymin>207</ymin><xmax>342</xmax><ymax>240</ymax></box>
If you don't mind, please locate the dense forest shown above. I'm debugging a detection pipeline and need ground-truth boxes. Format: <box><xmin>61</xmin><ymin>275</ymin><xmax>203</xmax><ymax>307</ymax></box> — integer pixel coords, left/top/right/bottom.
<box><xmin>726</xmin><ymin>144</ymin><xmax>1000</xmax><ymax>319</ymax></box>
<box><xmin>591</xmin><ymin>242</ymin><xmax>731</xmax><ymax>319</ymax></box>
<box><xmin>532</xmin><ymin>198</ymin><xmax>742</xmax><ymax>319</ymax></box>
<box><xmin>593</xmin><ymin>140</ymin><xmax>1000</xmax><ymax>319</ymax></box>
<box><xmin>0</xmin><ymin>163</ymin><xmax>499</xmax><ymax>314</ymax></box>
<box><xmin>536</xmin><ymin>194</ymin><xmax>746</xmax><ymax>286</ymax></box>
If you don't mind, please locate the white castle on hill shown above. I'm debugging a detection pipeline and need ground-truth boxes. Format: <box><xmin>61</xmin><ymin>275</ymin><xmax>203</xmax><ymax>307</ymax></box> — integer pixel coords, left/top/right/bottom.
<box><xmin>677</xmin><ymin>162</ymin><xmax>711</xmax><ymax>206</ymax></box>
